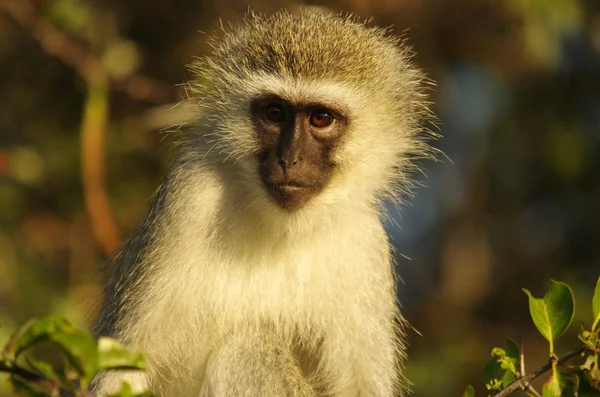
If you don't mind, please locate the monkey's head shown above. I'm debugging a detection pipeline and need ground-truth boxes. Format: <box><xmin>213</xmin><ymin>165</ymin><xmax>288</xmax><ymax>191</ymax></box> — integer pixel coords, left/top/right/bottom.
<box><xmin>189</xmin><ymin>9</ymin><xmax>434</xmax><ymax>213</ymax></box>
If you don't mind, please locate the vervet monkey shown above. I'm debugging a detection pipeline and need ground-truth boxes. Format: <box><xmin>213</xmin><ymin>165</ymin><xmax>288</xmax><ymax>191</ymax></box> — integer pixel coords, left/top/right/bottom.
<box><xmin>92</xmin><ymin>8</ymin><xmax>435</xmax><ymax>397</ymax></box>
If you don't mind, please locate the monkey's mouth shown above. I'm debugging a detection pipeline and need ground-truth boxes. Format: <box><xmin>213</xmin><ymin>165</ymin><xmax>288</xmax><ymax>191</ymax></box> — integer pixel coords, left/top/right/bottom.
<box><xmin>273</xmin><ymin>181</ymin><xmax>314</xmax><ymax>192</ymax></box>
<box><xmin>264</xmin><ymin>180</ymin><xmax>322</xmax><ymax>210</ymax></box>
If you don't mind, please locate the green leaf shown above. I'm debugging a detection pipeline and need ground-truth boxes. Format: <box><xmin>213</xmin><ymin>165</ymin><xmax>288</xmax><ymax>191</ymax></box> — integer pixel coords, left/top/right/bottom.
<box><xmin>484</xmin><ymin>356</ymin><xmax>504</xmax><ymax>392</ymax></box>
<box><xmin>497</xmin><ymin>339</ymin><xmax>520</xmax><ymax>377</ymax></box>
<box><xmin>24</xmin><ymin>356</ymin><xmax>65</xmax><ymax>384</ymax></box>
<box><xmin>3</xmin><ymin>315</ymin><xmax>72</xmax><ymax>359</ymax></box>
<box><xmin>576</xmin><ymin>374</ymin><xmax>600</xmax><ymax>397</ymax></box>
<box><xmin>542</xmin><ymin>368</ymin><xmax>567</xmax><ymax>397</ymax></box>
<box><xmin>48</xmin><ymin>329</ymin><xmax>98</xmax><ymax>384</ymax></box>
<box><xmin>462</xmin><ymin>385</ymin><xmax>475</xmax><ymax>397</ymax></box>
<box><xmin>523</xmin><ymin>281</ymin><xmax>575</xmax><ymax>353</ymax></box>
<box><xmin>581</xmin><ymin>354</ymin><xmax>600</xmax><ymax>393</ymax></box>
<box><xmin>2</xmin><ymin>315</ymin><xmax>99</xmax><ymax>385</ymax></box>
<box><xmin>562</xmin><ymin>378</ymin><xmax>577</xmax><ymax>397</ymax></box>
<box><xmin>580</xmin><ymin>329</ymin><xmax>596</xmax><ymax>348</ymax></box>
<box><xmin>485</xmin><ymin>339</ymin><xmax>521</xmax><ymax>393</ymax></box>
<box><xmin>592</xmin><ymin>276</ymin><xmax>600</xmax><ymax>331</ymax></box>
<box><xmin>98</xmin><ymin>337</ymin><xmax>147</xmax><ymax>371</ymax></box>
<box><xmin>505</xmin><ymin>338</ymin><xmax>520</xmax><ymax>358</ymax></box>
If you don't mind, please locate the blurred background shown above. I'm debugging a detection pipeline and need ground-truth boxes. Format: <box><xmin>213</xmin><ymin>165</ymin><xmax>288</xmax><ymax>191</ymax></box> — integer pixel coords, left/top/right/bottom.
<box><xmin>0</xmin><ymin>0</ymin><xmax>598</xmax><ymax>395</ymax></box>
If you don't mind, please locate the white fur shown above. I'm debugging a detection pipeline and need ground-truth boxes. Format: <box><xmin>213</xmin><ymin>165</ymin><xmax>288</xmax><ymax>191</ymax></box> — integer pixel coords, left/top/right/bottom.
<box><xmin>93</xmin><ymin>66</ymin><xmax>423</xmax><ymax>396</ymax></box>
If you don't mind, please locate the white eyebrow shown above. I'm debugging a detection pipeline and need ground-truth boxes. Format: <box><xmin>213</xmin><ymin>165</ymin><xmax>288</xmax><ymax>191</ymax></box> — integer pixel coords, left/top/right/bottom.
<box><xmin>242</xmin><ymin>73</ymin><xmax>366</xmax><ymax>112</ymax></box>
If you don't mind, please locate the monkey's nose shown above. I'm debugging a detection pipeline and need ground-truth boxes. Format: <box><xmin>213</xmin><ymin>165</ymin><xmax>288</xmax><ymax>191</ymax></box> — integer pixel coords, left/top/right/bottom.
<box><xmin>278</xmin><ymin>152</ymin><xmax>301</xmax><ymax>169</ymax></box>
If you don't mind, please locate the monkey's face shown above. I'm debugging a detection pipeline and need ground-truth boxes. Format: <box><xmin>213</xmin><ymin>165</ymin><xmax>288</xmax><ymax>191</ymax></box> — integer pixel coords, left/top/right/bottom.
<box><xmin>250</xmin><ymin>95</ymin><xmax>348</xmax><ymax>211</ymax></box>
<box><xmin>190</xmin><ymin>10</ymin><xmax>434</xmax><ymax>214</ymax></box>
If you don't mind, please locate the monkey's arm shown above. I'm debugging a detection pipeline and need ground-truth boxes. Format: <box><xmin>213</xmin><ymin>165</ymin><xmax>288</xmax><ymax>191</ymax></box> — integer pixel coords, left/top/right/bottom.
<box><xmin>320</xmin><ymin>308</ymin><xmax>402</xmax><ymax>397</ymax></box>
<box><xmin>200</xmin><ymin>333</ymin><xmax>316</xmax><ymax>397</ymax></box>
<box><xmin>318</xmin><ymin>236</ymin><xmax>403</xmax><ymax>397</ymax></box>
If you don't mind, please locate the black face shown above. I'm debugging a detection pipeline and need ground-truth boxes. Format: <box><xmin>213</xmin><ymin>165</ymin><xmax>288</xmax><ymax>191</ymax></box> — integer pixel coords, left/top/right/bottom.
<box><xmin>251</xmin><ymin>96</ymin><xmax>348</xmax><ymax>211</ymax></box>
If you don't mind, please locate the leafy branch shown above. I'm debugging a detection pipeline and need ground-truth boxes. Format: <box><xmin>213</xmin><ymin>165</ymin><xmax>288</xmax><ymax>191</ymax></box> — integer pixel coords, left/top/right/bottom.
<box><xmin>463</xmin><ymin>277</ymin><xmax>600</xmax><ymax>397</ymax></box>
<box><xmin>494</xmin><ymin>346</ymin><xmax>587</xmax><ymax>397</ymax></box>
<box><xmin>0</xmin><ymin>315</ymin><xmax>152</xmax><ymax>397</ymax></box>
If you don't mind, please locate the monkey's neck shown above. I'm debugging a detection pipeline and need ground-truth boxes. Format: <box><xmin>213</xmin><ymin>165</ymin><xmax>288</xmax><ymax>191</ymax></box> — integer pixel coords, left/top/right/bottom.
<box><xmin>157</xmin><ymin>156</ymin><xmax>379</xmax><ymax>264</ymax></box>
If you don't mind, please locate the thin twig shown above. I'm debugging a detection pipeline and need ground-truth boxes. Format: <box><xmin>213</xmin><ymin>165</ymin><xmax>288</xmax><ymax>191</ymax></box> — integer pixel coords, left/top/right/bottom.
<box><xmin>0</xmin><ymin>362</ymin><xmax>44</xmax><ymax>382</ymax></box>
<box><xmin>519</xmin><ymin>337</ymin><xmax>526</xmax><ymax>377</ymax></box>
<box><xmin>494</xmin><ymin>346</ymin><xmax>587</xmax><ymax>397</ymax></box>
<box><xmin>0</xmin><ymin>361</ymin><xmax>77</xmax><ymax>397</ymax></box>
<box><xmin>80</xmin><ymin>70</ymin><xmax>122</xmax><ymax>254</ymax></box>
<box><xmin>517</xmin><ymin>339</ymin><xmax>542</xmax><ymax>397</ymax></box>
<box><xmin>1</xmin><ymin>318</ymin><xmax>36</xmax><ymax>358</ymax></box>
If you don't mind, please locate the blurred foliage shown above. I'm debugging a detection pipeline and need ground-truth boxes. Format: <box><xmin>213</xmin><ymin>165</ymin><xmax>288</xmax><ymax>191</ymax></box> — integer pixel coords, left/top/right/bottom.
<box><xmin>0</xmin><ymin>0</ymin><xmax>598</xmax><ymax>396</ymax></box>
<box><xmin>0</xmin><ymin>315</ymin><xmax>150</xmax><ymax>396</ymax></box>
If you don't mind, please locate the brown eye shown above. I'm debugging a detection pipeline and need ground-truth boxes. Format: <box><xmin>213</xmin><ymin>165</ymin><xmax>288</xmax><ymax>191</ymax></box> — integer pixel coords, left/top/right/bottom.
<box><xmin>309</xmin><ymin>109</ymin><xmax>334</xmax><ymax>128</ymax></box>
<box><xmin>263</xmin><ymin>103</ymin><xmax>287</xmax><ymax>124</ymax></box>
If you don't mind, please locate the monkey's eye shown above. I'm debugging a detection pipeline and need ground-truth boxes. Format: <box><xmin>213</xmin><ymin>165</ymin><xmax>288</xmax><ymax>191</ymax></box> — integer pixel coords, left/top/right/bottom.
<box><xmin>309</xmin><ymin>109</ymin><xmax>334</xmax><ymax>128</ymax></box>
<box><xmin>263</xmin><ymin>103</ymin><xmax>288</xmax><ymax>124</ymax></box>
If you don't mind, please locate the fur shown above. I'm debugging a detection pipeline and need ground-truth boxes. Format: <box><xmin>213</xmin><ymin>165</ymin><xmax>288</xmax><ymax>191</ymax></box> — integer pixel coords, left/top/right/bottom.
<box><xmin>92</xmin><ymin>8</ymin><xmax>435</xmax><ymax>397</ymax></box>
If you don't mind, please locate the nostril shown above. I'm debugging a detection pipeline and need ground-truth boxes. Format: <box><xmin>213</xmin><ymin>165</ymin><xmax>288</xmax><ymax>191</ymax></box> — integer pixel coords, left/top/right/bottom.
<box><xmin>278</xmin><ymin>156</ymin><xmax>288</xmax><ymax>168</ymax></box>
<box><xmin>279</xmin><ymin>153</ymin><xmax>301</xmax><ymax>168</ymax></box>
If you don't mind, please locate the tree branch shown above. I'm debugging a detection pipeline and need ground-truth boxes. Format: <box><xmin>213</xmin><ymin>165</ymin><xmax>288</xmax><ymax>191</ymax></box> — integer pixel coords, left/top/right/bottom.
<box><xmin>80</xmin><ymin>71</ymin><xmax>122</xmax><ymax>255</ymax></box>
<box><xmin>0</xmin><ymin>361</ymin><xmax>45</xmax><ymax>382</ymax></box>
<box><xmin>0</xmin><ymin>361</ymin><xmax>77</xmax><ymax>397</ymax></box>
